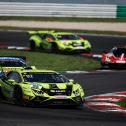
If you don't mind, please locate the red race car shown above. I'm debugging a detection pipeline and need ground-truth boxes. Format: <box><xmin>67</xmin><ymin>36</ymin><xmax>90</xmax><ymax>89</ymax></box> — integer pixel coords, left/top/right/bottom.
<box><xmin>101</xmin><ymin>47</ymin><xmax>126</xmax><ymax>68</ymax></box>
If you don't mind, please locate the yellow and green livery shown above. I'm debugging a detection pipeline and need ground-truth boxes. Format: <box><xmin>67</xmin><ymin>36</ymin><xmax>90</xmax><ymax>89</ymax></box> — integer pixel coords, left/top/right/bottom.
<box><xmin>29</xmin><ymin>31</ymin><xmax>91</xmax><ymax>53</ymax></box>
<box><xmin>0</xmin><ymin>69</ymin><xmax>85</xmax><ymax>107</ymax></box>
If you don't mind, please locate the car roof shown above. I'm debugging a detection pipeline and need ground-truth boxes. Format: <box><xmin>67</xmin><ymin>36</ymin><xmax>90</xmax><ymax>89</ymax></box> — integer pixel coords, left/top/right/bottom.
<box><xmin>53</xmin><ymin>32</ymin><xmax>74</xmax><ymax>35</ymax></box>
<box><xmin>29</xmin><ymin>30</ymin><xmax>52</xmax><ymax>34</ymax></box>
<box><xmin>0</xmin><ymin>57</ymin><xmax>25</xmax><ymax>63</ymax></box>
<box><xmin>18</xmin><ymin>69</ymin><xmax>57</xmax><ymax>74</ymax></box>
<box><xmin>29</xmin><ymin>30</ymin><xmax>73</xmax><ymax>35</ymax></box>
<box><xmin>112</xmin><ymin>46</ymin><xmax>126</xmax><ymax>49</ymax></box>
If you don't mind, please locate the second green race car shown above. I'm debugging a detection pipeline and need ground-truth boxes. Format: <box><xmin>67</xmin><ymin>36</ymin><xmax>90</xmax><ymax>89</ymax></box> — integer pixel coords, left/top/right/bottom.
<box><xmin>29</xmin><ymin>31</ymin><xmax>91</xmax><ymax>53</ymax></box>
<box><xmin>0</xmin><ymin>69</ymin><xmax>85</xmax><ymax>107</ymax></box>
<box><xmin>0</xmin><ymin>56</ymin><xmax>35</xmax><ymax>73</ymax></box>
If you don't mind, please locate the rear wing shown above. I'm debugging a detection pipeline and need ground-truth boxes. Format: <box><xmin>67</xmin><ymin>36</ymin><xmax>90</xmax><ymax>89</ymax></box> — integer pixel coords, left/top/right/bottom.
<box><xmin>0</xmin><ymin>56</ymin><xmax>26</xmax><ymax>62</ymax></box>
<box><xmin>28</xmin><ymin>30</ymin><xmax>55</xmax><ymax>36</ymax></box>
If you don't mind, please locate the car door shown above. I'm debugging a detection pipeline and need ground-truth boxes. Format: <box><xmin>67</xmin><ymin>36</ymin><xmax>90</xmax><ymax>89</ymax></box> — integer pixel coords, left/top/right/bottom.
<box><xmin>42</xmin><ymin>34</ymin><xmax>55</xmax><ymax>49</ymax></box>
<box><xmin>2</xmin><ymin>71</ymin><xmax>22</xmax><ymax>98</ymax></box>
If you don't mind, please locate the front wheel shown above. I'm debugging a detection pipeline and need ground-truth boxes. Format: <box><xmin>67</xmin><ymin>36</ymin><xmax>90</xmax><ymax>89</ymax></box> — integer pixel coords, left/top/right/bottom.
<box><xmin>13</xmin><ymin>86</ymin><xmax>24</xmax><ymax>105</ymax></box>
<box><xmin>30</xmin><ymin>41</ymin><xmax>36</xmax><ymax>51</ymax></box>
<box><xmin>101</xmin><ymin>62</ymin><xmax>109</xmax><ymax>69</ymax></box>
<box><xmin>51</xmin><ymin>43</ymin><xmax>59</xmax><ymax>53</ymax></box>
<box><xmin>84</xmin><ymin>48</ymin><xmax>91</xmax><ymax>53</ymax></box>
<box><xmin>0</xmin><ymin>87</ymin><xmax>5</xmax><ymax>100</ymax></box>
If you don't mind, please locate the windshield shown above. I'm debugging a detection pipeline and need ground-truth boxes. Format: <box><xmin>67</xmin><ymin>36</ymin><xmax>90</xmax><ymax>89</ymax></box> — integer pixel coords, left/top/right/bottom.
<box><xmin>112</xmin><ymin>48</ymin><xmax>126</xmax><ymax>57</ymax></box>
<box><xmin>0</xmin><ymin>60</ymin><xmax>27</xmax><ymax>67</ymax></box>
<box><xmin>22</xmin><ymin>72</ymin><xmax>69</xmax><ymax>83</ymax></box>
<box><xmin>56</xmin><ymin>34</ymin><xmax>80</xmax><ymax>40</ymax></box>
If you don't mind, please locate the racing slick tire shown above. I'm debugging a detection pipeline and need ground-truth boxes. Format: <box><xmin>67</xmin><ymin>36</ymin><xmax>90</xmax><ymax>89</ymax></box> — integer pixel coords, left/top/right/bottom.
<box><xmin>30</xmin><ymin>40</ymin><xmax>36</xmax><ymax>51</ymax></box>
<box><xmin>51</xmin><ymin>42</ymin><xmax>59</xmax><ymax>53</ymax></box>
<box><xmin>13</xmin><ymin>86</ymin><xmax>25</xmax><ymax>105</ymax></box>
<box><xmin>85</xmin><ymin>48</ymin><xmax>91</xmax><ymax>53</ymax></box>
<box><xmin>39</xmin><ymin>43</ymin><xmax>44</xmax><ymax>50</ymax></box>
<box><xmin>0</xmin><ymin>87</ymin><xmax>5</xmax><ymax>100</ymax></box>
<box><xmin>101</xmin><ymin>62</ymin><xmax>110</xmax><ymax>69</ymax></box>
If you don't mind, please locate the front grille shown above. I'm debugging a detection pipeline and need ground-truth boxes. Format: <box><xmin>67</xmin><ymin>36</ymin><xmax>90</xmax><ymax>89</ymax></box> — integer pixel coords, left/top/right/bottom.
<box><xmin>72</xmin><ymin>43</ymin><xmax>82</xmax><ymax>47</ymax></box>
<box><xmin>49</xmin><ymin>89</ymin><xmax>66</xmax><ymax>96</ymax></box>
<box><xmin>41</xmin><ymin>85</ymin><xmax>72</xmax><ymax>96</ymax></box>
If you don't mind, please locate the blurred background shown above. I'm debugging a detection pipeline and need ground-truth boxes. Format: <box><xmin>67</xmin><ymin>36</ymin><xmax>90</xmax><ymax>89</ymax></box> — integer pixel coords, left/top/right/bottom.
<box><xmin>0</xmin><ymin>0</ymin><xmax>126</xmax><ymax>4</ymax></box>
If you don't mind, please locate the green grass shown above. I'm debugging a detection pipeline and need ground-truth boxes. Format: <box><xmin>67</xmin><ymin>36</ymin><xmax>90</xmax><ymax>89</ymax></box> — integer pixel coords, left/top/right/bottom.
<box><xmin>117</xmin><ymin>99</ymin><xmax>126</xmax><ymax>108</ymax></box>
<box><xmin>0</xmin><ymin>49</ymin><xmax>100</xmax><ymax>71</ymax></box>
<box><xmin>0</xmin><ymin>16</ymin><xmax>126</xmax><ymax>22</ymax></box>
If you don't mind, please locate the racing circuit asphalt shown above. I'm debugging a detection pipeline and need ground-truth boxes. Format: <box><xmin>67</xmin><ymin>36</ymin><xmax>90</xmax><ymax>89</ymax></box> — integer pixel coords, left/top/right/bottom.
<box><xmin>0</xmin><ymin>31</ymin><xmax>126</xmax><ymax>53</ymax></box>
<box><xmin>1</xmin><ymin>71</ymin><xmax>126</xmax><ymax>126</ymax></box>
<box><xmin>0</xmin><ymin>31</ymin><xmax>126</xmax><ymax>126</ymax></box>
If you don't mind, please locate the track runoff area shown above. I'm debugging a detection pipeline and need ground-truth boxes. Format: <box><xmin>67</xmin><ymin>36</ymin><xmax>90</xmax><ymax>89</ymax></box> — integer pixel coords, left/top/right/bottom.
<box><xmin>0</xmin><ymin>31</ymin><xmax>126</xmax><ymax>116</ymax></box>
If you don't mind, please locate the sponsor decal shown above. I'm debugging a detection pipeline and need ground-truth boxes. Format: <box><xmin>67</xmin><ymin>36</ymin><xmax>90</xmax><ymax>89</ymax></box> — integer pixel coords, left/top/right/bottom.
<box><xmin>116</xmin><ymin>60</ymin><xmax>125</xmax><ymax>64</ymax></box>
<box><xmin>55</xmin><ymin>96</ymin><xmax>67</xmax><ymax>99</ymax></box>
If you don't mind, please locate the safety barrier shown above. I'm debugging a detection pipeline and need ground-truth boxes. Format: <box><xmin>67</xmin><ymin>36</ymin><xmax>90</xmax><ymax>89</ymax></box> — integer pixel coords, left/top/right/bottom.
<box><xmin>0</xmin><ymin>2</ymin><xmax>116</xmax><ymax>18</ymax></box>
<box><xmin>0</xmin><ymin>2</ymin><xmax>125</xmax><ymax>18</ymax></box>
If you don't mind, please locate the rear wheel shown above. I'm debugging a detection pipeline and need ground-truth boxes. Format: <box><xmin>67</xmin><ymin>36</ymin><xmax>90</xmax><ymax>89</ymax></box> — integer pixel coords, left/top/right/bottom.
<box><xmin>13</xmin><ymin>86</ymin><xmax>24</xmax><ymax>105</ymax></box>
<box><xmin>30</xmin><ymin>40</ymin><xmax>36</xmax><ymax>51</ymax></box>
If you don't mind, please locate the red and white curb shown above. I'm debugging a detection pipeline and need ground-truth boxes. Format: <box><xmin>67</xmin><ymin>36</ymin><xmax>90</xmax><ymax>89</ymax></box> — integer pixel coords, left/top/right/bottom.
<box><xmin>0</xmin><ymin>45</ymin><xmax>30</xmax><ymax>51</ymax></box>
<box><xmin>0</xmin><ymin>44</ymin><xmax>102</xmax><ymax>59</ymax></box>
<box><xmin>65</xmin><ymin>69</ymin><xmax>115</xmax><ymax>74</ymax></box>
<box><xmin>84</xmin><ymin>91</ymin><xmax>126</xmax><ymax>114</ymax></box>
<box><xmin>81</xmin><ymin>53</ymin><xmax>102</xmax><ymax>59</ymax></box>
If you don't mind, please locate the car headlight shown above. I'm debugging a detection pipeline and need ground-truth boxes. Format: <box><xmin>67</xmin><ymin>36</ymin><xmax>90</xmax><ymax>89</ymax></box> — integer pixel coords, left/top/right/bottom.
<box><xmin>73</xmin><ymin>89</ymin><xmax>80</xmax><ymax>96</ymax></box>
<box><xmin>30</xmin><ymin>82</ymin><xmax>42</xmax><ymax>89</ymax></box>
<box><xmin>84</xmin><ymin>40</ymin><xmax>91</xmax><ymax>48</ymax></box>
<box><xmin>60</xmin><ymin>41</ymin><xmax>68</xmax><ymax>46</ymax></box>
<box><xmin>106</xmin><ymin>57</ymin><xmax>111</xmax><ymax>62</ymax></box>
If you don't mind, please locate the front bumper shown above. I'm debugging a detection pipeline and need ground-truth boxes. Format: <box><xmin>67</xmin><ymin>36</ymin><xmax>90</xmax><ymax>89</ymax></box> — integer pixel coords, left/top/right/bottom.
<box><xmin>101</xmin><ymin>62</ymin><xmax>126</xmax><ymax>68</ymax></box>
<box><xmin>30</xmin><ymin>96</ymin><xmax>84</xmax><ymax>106</ymax></box>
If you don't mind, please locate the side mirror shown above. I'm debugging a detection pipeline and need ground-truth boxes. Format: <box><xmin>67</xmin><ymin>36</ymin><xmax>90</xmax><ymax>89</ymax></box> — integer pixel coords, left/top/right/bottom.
<box><xmin>69</xmin><ymin>79</ymin><xmax>74</xmax><ymax>83</ymax></box>
<box><xmin>8</xmin><ymin>79</ymin><xmax>16</xmax><ymax>83</ymax></box>
<box><xmin>31</xmin><ymin>66</ymin><xmax>36</xmax><ymax>69</ymax></box>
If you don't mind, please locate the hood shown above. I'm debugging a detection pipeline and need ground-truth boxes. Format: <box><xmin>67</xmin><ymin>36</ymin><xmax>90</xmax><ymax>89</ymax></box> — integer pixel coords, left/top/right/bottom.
<box><xmin>32</xmin><ymin>82</ymin><xmax>72</xmax><ymax>89</ymax></box>
<box><xmin>59</xmin><ymin>40</ymin><xmax>83</xmax><ymax>45</ymax></box>
<box><xmin>31</xmin><ymin>82</ymin><xmax>73</xmax><ymax>96</ymax></box>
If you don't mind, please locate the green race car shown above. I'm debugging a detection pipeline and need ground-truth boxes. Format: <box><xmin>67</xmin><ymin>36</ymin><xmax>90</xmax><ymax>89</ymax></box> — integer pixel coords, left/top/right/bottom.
<box><xmin>0</xmin><ymin>69</ymin><xmax>85</xmax><ymax>107</ymax></box>
<box><xmin>0</xmin><ymin>56</ymin><xmax>28</xmax><ymax>72</ymax></box>
<box><xmin>29</xmin><ymin>31</ymin><xmax>91</xmax><ymax>53</ymax></box>
<box><xmin>0</xmin><ymin>56</ymin><xmax>36</xmax><ymax>73</ymax></box>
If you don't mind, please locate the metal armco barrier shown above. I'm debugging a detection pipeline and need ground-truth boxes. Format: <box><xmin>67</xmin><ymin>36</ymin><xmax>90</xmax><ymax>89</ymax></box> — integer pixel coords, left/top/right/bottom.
<box><xmin>0</xmin><ymin>2</ymin><xmax>117</xmax><ymax>18</ymax></box>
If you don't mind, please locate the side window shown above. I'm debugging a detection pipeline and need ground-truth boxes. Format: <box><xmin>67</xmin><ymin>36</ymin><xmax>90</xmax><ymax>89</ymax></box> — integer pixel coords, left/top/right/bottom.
<box><xmin>46</xmin><ymin>34</ymin><xmax>55</xmax><ymax>41</ymax></box>
<box><xmin>7</xmin><ymin>72</ymin><xmax>22</xmax><ymax>83</ymax></box>
<box><xmin>39</xmin><ymin>34</ymin><xmax>46</xmax><ymax>39</ymax></box>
